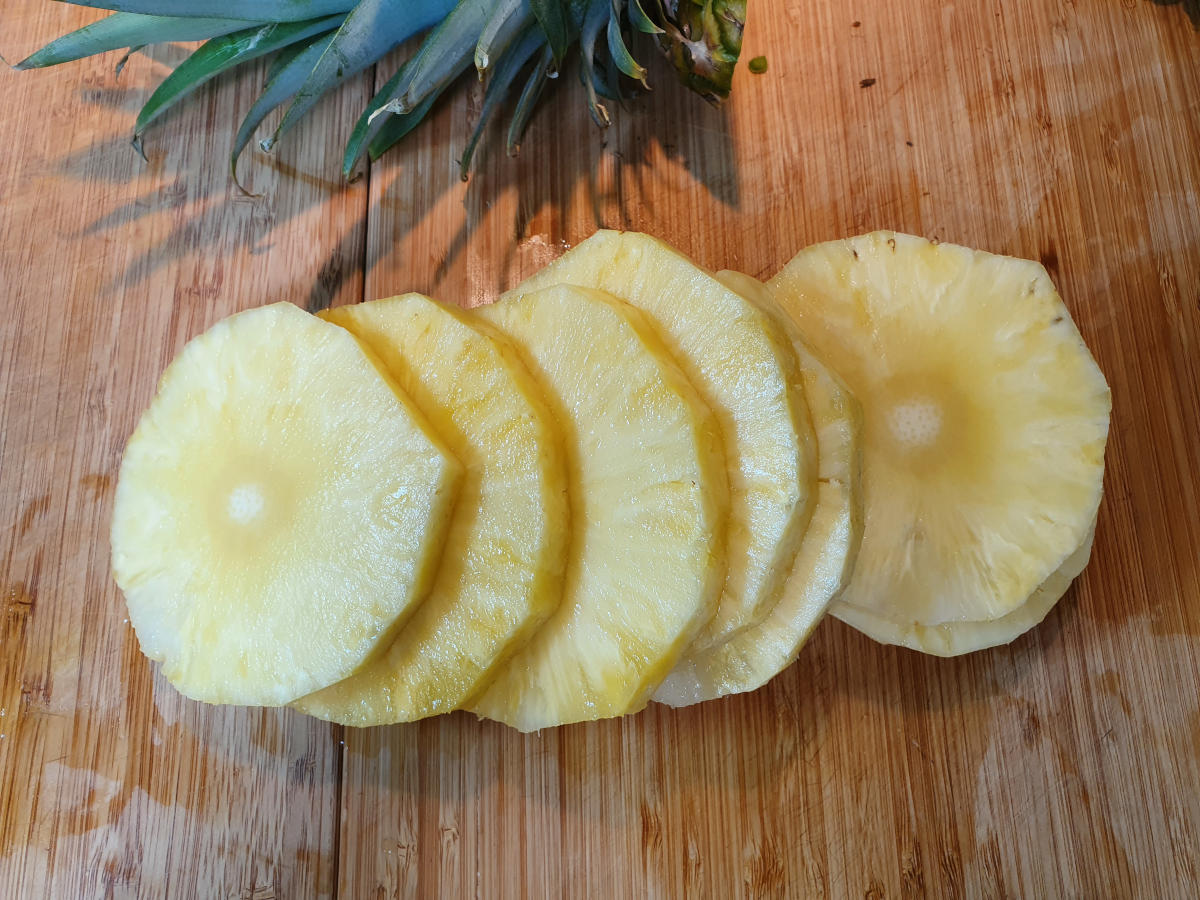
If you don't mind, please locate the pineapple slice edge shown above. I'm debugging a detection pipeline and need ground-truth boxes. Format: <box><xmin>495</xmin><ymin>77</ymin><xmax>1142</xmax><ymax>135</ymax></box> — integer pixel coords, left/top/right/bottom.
<box><xmin>654</xmin><ymin>270</ymin><xmax>866</xmax><ymax>705</ymax></box>
<box><xmin>768</xmin><ymin>231</ymin><xmax>1112</xmax><ymax>643</ymax></box>
<box><xmin>467</xmin><ymin>284</ymin><xmax>729</xmax><ymax>732</ymax></box>
<box><xmin>291</xmin><ymin>294</ymin><xmax>570</xmax><ymax>726</ymax></box>
<box><xmin>511</xmin><ymin>230</ymin><xmax>819</xmax><ymax>654</ymax></box>
<box><xmin>111</xmin><ymin>302</ymin><xmax>463</xmax><ymax>707</ymax></box>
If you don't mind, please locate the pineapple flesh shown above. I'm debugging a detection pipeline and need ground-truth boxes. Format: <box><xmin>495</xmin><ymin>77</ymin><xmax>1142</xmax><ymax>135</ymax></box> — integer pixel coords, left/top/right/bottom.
<box><xmin>834</xmin><ymin>519</ymin><xmax>1098</xmax><ymax>656</ymax></box>
<box><xmin>468</xmin><ymin>284</ymin><xmax>728</xmax><ymax>732</ymax></box>
<box><xmin>768</xmin><ymin>232</ymin><xmax>1111</xmax><ymax>651</ymax></box>
<box><xmin>655</xmin><ymin>270</ymin><xmax>864</xmax><ymax>705</ymax></box>
<box><xmin>514</xmin><ymin>231</ymin><xmax>817</xmax><ymax>652</ymax></box>
<box><xmin>111</xmin><ymin>303</ymin><xmax>463</xmax><ymax>706</ymax></box>
<box><xmin>293</xmin><ymin>295</ymin><xmax>569</xmax><ymax>724</ymax></box>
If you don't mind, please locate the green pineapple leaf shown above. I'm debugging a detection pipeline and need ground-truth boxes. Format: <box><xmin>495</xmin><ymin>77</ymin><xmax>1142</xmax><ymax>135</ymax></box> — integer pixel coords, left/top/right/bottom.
<box><xmin>135</xmin><ymin>16</ymin><xmax>342</xmax><ymax>140</ymax></box>
<box><xmin>606</xmin><ymin>8</ymin><xmax>647</xmax><ymax>87</ymax></box>
<box><xmin>15</xmin><ymin>13</ymin><xmax>250</xmax><ymax>69</ymax></box>
<box><xmin>528</xmin><ymin>0</ymin><xmax>574</xmax><ymax>64</ymax></box>
<box><xmin>20</xmin><ymin>0</ymin><xmax>748</xmax><ymax>181</ymax></box>
<box><xmin>57</xmin><ymin>0</ymin><xmax>355</xmax><ymax>23</ymax></box>
<box><xmin>231</xmin><ymin>33</ymin><xmax>334</xmax><ymax>187</ymax></box>
<box><xmin>506</xmin><ymin>44</ymin><xmax>553</xmax><ymax>155</ymax></box>
<box><xmin>475</xmin><ymin>0</ymin><xmax>532</xmax><ymax>75</ymax></box>
<box><xmin>264</xmin><ymin>0</ymin><xmax>456</xmax><ymax>152</ymax></box>
<box><xmin>460</xmin><ymin>26</ymin><xmax>546</xmax><ymax>177</ymax></box>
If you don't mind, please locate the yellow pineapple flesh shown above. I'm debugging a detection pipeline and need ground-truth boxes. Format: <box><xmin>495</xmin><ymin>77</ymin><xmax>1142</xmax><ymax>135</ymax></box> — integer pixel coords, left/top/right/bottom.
<box><xmin>292</xmin><ymin>295</ymin><xmax>569</xmax><ymax>724</ymax></box>
<box><xmin>768</xmin><ymin>232</ymin><xmax>1111</xmax><ymax>651</ymax></box>
<box><xmin>655</xmin><ymin>270</ymin><xmax>864</xmax><ymax>705</ymax></box>
<box><xmin>834</xmin><ymin>520</ymin><xmax>1097</xmax><ymax>655</ymax></box>
<box><xmin>111</xmin><ymin>303</ymin><xmax>462</xmax><ymax>706</ymax></box>
<box><xmin>468</xmin><ymin>284</ymin><xmax>728</xmax><ymax>731</ymax></box>
<box><xmin>514</xmin><ymin>230</ymin><xmax>817</xmax><ymax>651</ymax></box>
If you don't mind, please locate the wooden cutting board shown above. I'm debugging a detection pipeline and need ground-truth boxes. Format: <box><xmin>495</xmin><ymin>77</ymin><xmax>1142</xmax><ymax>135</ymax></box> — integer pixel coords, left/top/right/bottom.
<box><xmin>2</xmin><ymin>1</ymin><xmax>1198</xmax><ymax>896</ymax></box>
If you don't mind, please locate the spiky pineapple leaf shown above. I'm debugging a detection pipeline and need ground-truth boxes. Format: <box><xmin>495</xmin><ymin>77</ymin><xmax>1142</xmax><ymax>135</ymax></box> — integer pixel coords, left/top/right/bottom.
<box><xmin>57</xmin><ymin>0</ymin><xmax>355</xmax><ymax>23</ymax></box>
<box><xmin>528</xmin><ymin>0</ymin><xmax>574</xmax><ymax>63</ymax></box>
<box><xmin>460</xmin><ymin>26</ymin><xmax>545</xmax><ymax>176</ymax></box>
<box><xmin>135</xmin><ymin>16</ymin><xmax>343</xmax><ymax>139</ymax></box>
<box><xmin>606</xmin><ymin>9</ymin><xmax>647</xmax><ymax>86</ymax></box>
<box><xmin>628</xmin><ymin>0</ymin><xmax>664</xmax><ymax>34</ymax></box>
<box><xmin>578</xmin><ymin>0</ymin><xmax>611</xmax><ymax>126</ymax></box>
<box><xmin>507</xmin><ymin>44</ymin><xmax>553</xmax><ymax>155</ymax></box>
<box><xmin>232</xmin><ymin>34</ymin><xmax>334</xmax><ymax>185</ymax></box>
<box><xmin>264</xmin><ymin>0</ymin><xmax>455</xmax><ymax>152</ymax></box>
<box><xmin>475</xmin><ymin>0</ymin><xmax>531</xmax><ymax>75</ymax></box>
<box><xmin>379</xmin><ymin>0</ymin><xmax>492</xmax><ymax>116</ymax></box>
<box><xmin>341</xmin><ymin>28</ymin><xmax>471</xmax><ymax>177</ymax></box>
<box><xmin>364</xmin><ymin>86</ymin><xmax>441</xmax><ymax>162</ymax></box>
<box><xmin>15</xmin><ymin>13</ymin><xmax>250</xmax><ymax>69</ymax></box>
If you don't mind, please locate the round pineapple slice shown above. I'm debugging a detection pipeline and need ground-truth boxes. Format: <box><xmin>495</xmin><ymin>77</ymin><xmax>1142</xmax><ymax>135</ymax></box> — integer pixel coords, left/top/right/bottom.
<box><xmin>834</xmin><ymin>519</ymin><xmax>1097</xmax><ymax>656</ymax></box>
<box><xmin>513</xmin><ymin>231</ymin><xmax>816</xmax><ymax>651</ymax></box>
<box><xmin>468</xmin><ymin>284</ymin><xmax>728</xmax><ymax>732</ymax></box>
<box><xmin>293</xmin><ymin>295</ymin><xmax>568</xmax><ymax>725</ymax></box>
<box><xmin>111</xmin><ymin>302</ymin><xmax>463</xmax><ymax>706</ymax></box>
<box><xmin>769</xmin><ymin>232</ymin><xmax>1111</xmax><ymax>652</ymax></box>
<box><xmin>655</xmin><ymin>271</ymin><xmax>864</xmax><ymax>705</ymax></box>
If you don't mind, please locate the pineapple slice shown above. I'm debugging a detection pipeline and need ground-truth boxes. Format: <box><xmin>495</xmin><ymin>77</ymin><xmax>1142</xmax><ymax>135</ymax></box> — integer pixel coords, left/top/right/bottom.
<box><xmin>467</xmin><ymin>284</ymin><xmax>728</xmax><ymax>731</ymax></box>
<box><xmin>655</xmin><ymin>271</ymin><xmax>864</xmax><ymax>706</ymax></box>
<box><xmin>111</xmin><ymin>303</ymin><xmax>462</xmax><ymax>706</ymax></box>
<box><xmin>768</xmin><ymin>232</ymin><xmax>1111</xmax><ymax>651</ymax></box>
<box><xmin>293</xmin><ymin>295</ymin><xmax>568</xmax><ymax>725</ymax></box>
<box><xmin>514</xmin><ymin>230</ymin><xmax>817</xmax><ymax>651</ymax></box>
<box><xmin>834</xmin><ymin>520</ymin><xmax>1097</xmax><ymax>656</ymax></box>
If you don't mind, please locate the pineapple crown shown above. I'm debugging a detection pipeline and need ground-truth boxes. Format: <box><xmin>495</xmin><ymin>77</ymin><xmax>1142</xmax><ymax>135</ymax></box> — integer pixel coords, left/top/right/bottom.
<box><xmin>15</xmin><ymin>0</ymin><xmax>747</xmax><ymax>185</ymax></box>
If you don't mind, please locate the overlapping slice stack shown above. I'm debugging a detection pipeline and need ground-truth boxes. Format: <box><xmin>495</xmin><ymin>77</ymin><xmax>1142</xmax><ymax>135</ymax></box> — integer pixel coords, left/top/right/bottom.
<box><xmin>766</xmin><ymin>232</ymin><xmax>1110</xmax><ymax>656</ymax></box>
<box><xmin>112</xmin><ymin>228</ymin><xmax>1111</xmax><ymax>729</ymax></box>
<box><xmin>293</xmin><ymin>294</ymin><xmax>569</xmax><ymax>725</ymax></box>
<box><xmin>468</xmin><ymin>285</ymin><xmax>728</xmax><ymax>731</ymax></box>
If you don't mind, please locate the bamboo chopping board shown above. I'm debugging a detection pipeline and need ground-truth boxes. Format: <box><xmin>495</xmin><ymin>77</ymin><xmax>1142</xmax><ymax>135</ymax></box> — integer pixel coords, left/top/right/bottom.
<box><xmin>2</xmin><ymin>0</ymin><xmax>1198</xmax><ymax>896</ymax></box>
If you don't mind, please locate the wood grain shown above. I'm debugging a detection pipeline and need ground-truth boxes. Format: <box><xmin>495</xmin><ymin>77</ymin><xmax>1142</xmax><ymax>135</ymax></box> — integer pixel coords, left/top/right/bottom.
<box><xmin>2</xmin><ymin>0</ymin><xmax>1199</xmax><ymax>896</ymax></box>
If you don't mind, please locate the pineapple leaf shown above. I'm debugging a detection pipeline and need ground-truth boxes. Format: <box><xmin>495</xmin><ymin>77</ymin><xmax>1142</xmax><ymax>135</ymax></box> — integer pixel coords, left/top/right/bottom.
<box><xmin>578</xmin><ymin>0</ymin><xmax>611</xmax><ymax>126</ymax></box>
<box><xmin>114</xmin><ymin>45</ymin><xmax>143</xmax><ymax>76</ymax></box>
<box><xmin>528</xmin><ymin>0</ymin><xmax>574</xmax><ymax>63</ymax></box>
<box><xmin>343</xmin><ymin>60</ymin><xmax>410</xmax><ymax>176</ymax></box>
<box><xmin>507</xmin><ymin>44</ymin><xmax>553</xmax><ymax>155</ymax></box>
<box><xmin>57</xmin><ymin>0</ymin><xmax>355</xmax><ymax>23</ymax></box>
<box><xmin>135</xmin><ymin>16</ymin><xmax>343</xmax><ymax>140</ymax></box>
<box><xmin>15</xmin><ymin>13</ymin><xmax>250</xmax><ymax>69</ymax></box>
<box><xmin>475</xmin><ymin>0</ymin><xmax>532</xmax><ymax>75</ymax></box>
<box><xmin>460</xmin><ymin>26</ymin><xmax>546</xmax><ymax>177</ymax></box>
<box><xmin>264</xmin><ymin>0</ymin><xmax>455</xmax><ymax>152</ymax></box>
<box><xmin>606</xmin><ymin>7</ymin><xmax>647</xmax><ymax>87</ymax></box>
<box><xmin>378</xmin><ymin>0</ymin><xmax>491</xmax><ymax>116</ymax></box>
<box><xmin>364</xmin><ymin>85</ymin><xmax>440</xmax><ymax>162</ymax></box>
<box><xmin>628</xmin><ymin>0</ymin><xmax>664</xmax><ymax>34</ymax></box>
<box><xmin>232</xmin><ymin>33</ymin><xmax>334</xmax><ymax>187</ymax></box>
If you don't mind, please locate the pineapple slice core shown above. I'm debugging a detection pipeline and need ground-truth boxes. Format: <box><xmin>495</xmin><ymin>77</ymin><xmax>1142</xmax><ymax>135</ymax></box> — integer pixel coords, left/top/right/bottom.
<box><xmin>769</xmin><ymin>232</ymin><xmax>1111</xmax><ymax>649</ymax></box>
<box><xmin>112</xmin><ymin>303</ymin><xmax>463</xmax><ymax>706</ymax></box>
<box><xmin>887</xmin><ymin>397</ymin><xmax>942</xmax><ymax>448</ymax></box>
<box><xmin>468</xmin><ymin>285</ymin><xmax>728</xmax><ymax>731</ymax></box>
<box><xmin>513</xmin><ymin>231</ymin><xmax>816</xmax><ymax>650</ymax></box>
<box><xmin>226</xmin><ymin>484</ymin><xmax>267</xmax><ymax>524</ymax></box>
<box><xmin>293</xmin><ymin>295</ymin><xmax>568</xmax><ymax>725</ymax></box>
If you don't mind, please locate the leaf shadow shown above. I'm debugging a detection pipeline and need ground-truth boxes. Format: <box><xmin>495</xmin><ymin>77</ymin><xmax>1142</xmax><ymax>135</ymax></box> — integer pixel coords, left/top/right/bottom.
<box><xmin>354</xmin><ymin>48</ymin><xmax>740</xmax><ymax>305</ymax></box>
<box><xmin>1150</xmin><ymin>0</ymin><xmax>1200</xmax><ymax>29</ymax></box>
<box><xmin>36</xmin><ymin>42</ymin><xmax>739</xmax><ymax>313</ymax></box>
